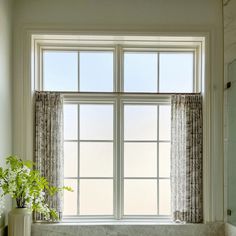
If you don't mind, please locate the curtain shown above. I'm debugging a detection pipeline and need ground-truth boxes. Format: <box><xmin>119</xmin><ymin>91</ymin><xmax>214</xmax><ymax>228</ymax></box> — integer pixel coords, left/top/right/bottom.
<box><xmin>34</xmin><ymin>91</ymin><xmax>64</xmax><ymax>221</ymax></box>
<box><xmin>171</xmin><ymin>94</ymin><xmax>203</xmax><ymax>223</ymax></box>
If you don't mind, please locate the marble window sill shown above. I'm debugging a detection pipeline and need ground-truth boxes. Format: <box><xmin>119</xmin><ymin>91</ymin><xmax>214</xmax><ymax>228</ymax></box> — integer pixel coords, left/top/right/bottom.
<box><xmin>31</xmin><ymin>222</ymin><xmax>225</xmax><ymax>236</ymax></box>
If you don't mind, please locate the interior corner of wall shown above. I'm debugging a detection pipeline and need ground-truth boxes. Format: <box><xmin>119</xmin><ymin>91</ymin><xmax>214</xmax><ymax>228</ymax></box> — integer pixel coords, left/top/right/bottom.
<box><xmin>0</xmin><ymin>225</ymin><xmax>7</xmax><ymax>236</ymax></box>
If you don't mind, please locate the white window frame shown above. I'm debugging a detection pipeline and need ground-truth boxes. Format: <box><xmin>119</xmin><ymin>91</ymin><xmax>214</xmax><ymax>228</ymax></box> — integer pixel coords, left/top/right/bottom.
<box><xmin>63</xmin><ymin>94</ymin><xmax>172</xmax><ymax>221</ymax></box>
<box><xmin>63</xmin><ymin>99</ymin><xmax>116</xmax><ymax>218</ymax></box>
<box><xmin>29</xmin><ymin>34</ymin><xmax>208</xmax><ymax>222</ymax></box>
<box><xmin>120</xmin><ymin>99</ymin><xmax>171</xmax><ymax>219</ymax></box>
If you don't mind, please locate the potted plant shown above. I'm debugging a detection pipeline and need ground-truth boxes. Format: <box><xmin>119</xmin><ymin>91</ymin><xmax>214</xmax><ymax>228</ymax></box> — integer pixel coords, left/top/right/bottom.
<box><xmin>0</xmin><ymin>155</ymin><xmax>72</xmax><ymax>236</ymax></box>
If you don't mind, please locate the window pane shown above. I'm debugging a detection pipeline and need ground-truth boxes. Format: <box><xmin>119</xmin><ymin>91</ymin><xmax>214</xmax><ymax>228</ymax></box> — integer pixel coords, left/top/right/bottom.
<box><xmin>159</xmin><ymin>53</ymin><xmax>193</xmax><ymax>92</ymax></box>
<box><xmin>64</xmin><ymin>142</ymin><xmax>78</xmax><ymax>177</ymax></box>
<box><xmin>63</xmin><ymin>179</ymin><xmax>78</xmax><ymax>215</ymax></box>
<box><xmin>80</xmin><ymin>52</ymin><xmax>113</xmax><ymax>92</ymax></box>
<box><xmin>159</xmin><ymin>105</ymin><xmax>171</xmax><ymax>141</ymax></box>
<box><xmin>124</xmin><ymin>180</ymin><xmax>157</xmax><ymax>215</ymax></box>
<box><xmin>124</xmin><ymin>143</ymin><xmax>157</xmax><ymax>177</ymax></box>
<box><xmin>80</xmin><ymin>142</ymin><xmax>113</xmax><ymax>177</ymax></box>
<box><xmin>80</xmin><ymin>180</ymin><xmax>113</xmax><ymax>215</ymax></box>
<box><xmin>124</xmin><ymin>52</ymin><xmax>158</xmax><ymax>92</ymax></box>
<box><xmin>80</xmin><ymin>104</ymin><xmax>113</xmax><ymax>140</ymax></box>
<box><xmin>64</xmin><ymin>105</ymin><xmax>78</xmax><ymax>140</ymax></box>
<box><xmin>124</xmin><ymin>105</ymin><xmax>157</xmax><ymax>140</ymax></box>
<box><xmin>43</xmin><ymin>51</ymin><xmax>78</xmax><ymax>91</ymax></box>
<box><xmin>159</xmin><ymin>143</ymin><xmax>170</xmax><ymax>177</ymax></box>
<box><xmin>159</xmin><ymin>179</ymin><xmax>171</xmax><ymax>215</ymax></box>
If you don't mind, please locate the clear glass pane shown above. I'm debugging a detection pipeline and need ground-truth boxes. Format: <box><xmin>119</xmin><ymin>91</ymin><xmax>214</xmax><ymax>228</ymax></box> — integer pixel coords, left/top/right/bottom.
<box><xmin>159</xmin><ymin>143</ymin><xmax>170</xmax><ymax>177</ymax></box>
<box><xmin>64</xmin><ymin>105</ymin><xmax>78</xmax><ymax>140</ymax></box>
<box><xmin>80</xmin><ymin>142</ymin><xmax>113</xmax><ymax>177</ymax></box>
<box><xmin>80</xmin><ymin>51</ymin><xmax>113</xmax><ymax>92</ymax></box>
<box><xmin>124</xmin><ymin>180</ymin><xmax>157</xmax><ymax>215</ymax></box>
<box><xmin>159</xmin><ymin>179</ymin><xmax>171</xmax><ymax>215</ymax></box>
<box><xmin>124</xmin><ymin>105</ymin><xmax>157</xmax><ymax>140</ymax></box>
<box><xmin>43</xmin><ymin>51</ymin><xmax>78</xmax><ymax>91</ymax></box>
<box><xmin>159</xmin><ymin>105</ymin><xmax>171</xmax><ymax>141</ymax></box>
<box><xmin>159</xmin><ymin>53</ymin><xmax>193</xmax><ymax>92</ymax></box>
<box><xmin>80</xmin><ymin>180</ymin><xmax>113</xmax><ymax>215</ymax></box>
<box><xmin>124</xmin><ymin>52</ymin><xmax>158</xmax><ymax>92</ymax></box>
<box><xmin>64</xmin><ymin>142</ymin><xmax>78</xmax><ymax>178</ymax></box>
<box><xmin>80</xmin><ymin>104</ymin><xmax>113</xmax><ymax>140</ymax></box>
<box><xmin>124</xmin><ymin>143</ymin><xmax>157</xmax><ymax>177</ymax></box>
<box><xmin>63</xmin><ymin>179</ymin><xmax>78</xmax><ymax>215</ymax></box>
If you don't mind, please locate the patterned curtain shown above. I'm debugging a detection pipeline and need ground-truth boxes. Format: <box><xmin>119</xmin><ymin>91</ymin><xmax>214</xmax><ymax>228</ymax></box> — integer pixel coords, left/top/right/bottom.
<box><xmin>171</xmin><ymin>94</ymin><xmax>203</xmax><ymax>223</ymax></box>
<box><xmin>34</xmin><ymin>91</ymin><xmax>64</xmax><ymax>221</ymax></box>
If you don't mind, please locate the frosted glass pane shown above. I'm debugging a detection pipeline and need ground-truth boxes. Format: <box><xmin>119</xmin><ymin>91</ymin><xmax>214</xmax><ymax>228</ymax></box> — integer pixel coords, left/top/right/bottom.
<box><xmin>80</xmin><ymin>105</ymin><xmax>113</xmax><ymax>140</ymax></box>
<box><xmin>80</xmin><ymin>142</ymin><xmax>113</xmax><ymax>177</ymax></box>
<box><xmin>43</xmin><ymin>51</ymin><xmax>78</xmax><ymax>91</ymax></box>
<box><xmin>80</xmin><ymin>180</ymin><xmax>113</xmax><ymax>215</ymax></box>
<box><xmin>80</xmin><ymin>52</ymin><xmax>113</xmax><ymax>92</ymax></box>
<box><xmin>159</xmin><ymin>53</ymin><xmax>193</xmax><ymax>92</ymax></box>
<box><xmin>159</xmin><ymin>179</ymin><xmax>171</xmax><ymax>215</ymax></box>
<box><xmin>159</xmin><ymin>143</ymin><xmax>170</xmax><ymax>177</ymax></box>
<box><xmin>64</xmin><ymin>142</ymin><xmax>78</xmax><ymax>177</ymax></box>
<box><xmin>124</xmin><ymin>105</ymin><xmax>157</xmax><ymax>140</ymax></box>
<box><xmin>124</xmin><ymin>52</ymin><xmax>158</xmax><ymax>92</ymax></box>
<box><xmin>64</xmin><ymin>105</ymin><xmax>78</xmax><ymax>140</ymax></box>
<box><xmin>63</xmin><ymin>179</ymin><xmax>77</xmax><ymax>215</ymax></box>
<box><xmin>159</xmin><ymin>106</ymin><xmax>171</xmax><ymax>140</ymax></box>
<box><xmin>124</xmin><ymin>180</ymin><xmax>157</xmax><ymax>215</ymax></box>
<box><xmin>124</xmin><ymin>143</ymin><xmax>157</xmax><ymax>177</ymax></box>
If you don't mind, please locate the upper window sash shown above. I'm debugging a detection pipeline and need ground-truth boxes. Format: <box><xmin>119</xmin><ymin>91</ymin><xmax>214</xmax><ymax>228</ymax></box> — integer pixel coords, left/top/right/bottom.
<box><xmin>36</xmin><ymin>39</ymin><xmax>202</xmax><ymax>94</ymax></box>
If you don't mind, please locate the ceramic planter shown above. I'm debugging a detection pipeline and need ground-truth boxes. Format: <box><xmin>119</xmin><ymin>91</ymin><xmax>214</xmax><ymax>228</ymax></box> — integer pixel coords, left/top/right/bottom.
<box><xmin>8</xmin><ymin>208</ymin><xmax>32</xmax><ymax>236</ymax></box>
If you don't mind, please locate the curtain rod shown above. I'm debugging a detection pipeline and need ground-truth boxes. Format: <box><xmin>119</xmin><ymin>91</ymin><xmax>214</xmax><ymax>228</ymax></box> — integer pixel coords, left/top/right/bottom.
<box><xmin>36</xmin><ymin>91</ymin><xmax>201</xmax><ymax>95</ymax></box>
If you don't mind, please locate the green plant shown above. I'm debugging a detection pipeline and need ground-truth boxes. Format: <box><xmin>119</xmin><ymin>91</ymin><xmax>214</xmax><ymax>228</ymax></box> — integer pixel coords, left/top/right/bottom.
<box><xmin>0</xmin><ymin>155</ymin><xmax>72</xmax><ymax>221</ymax></box>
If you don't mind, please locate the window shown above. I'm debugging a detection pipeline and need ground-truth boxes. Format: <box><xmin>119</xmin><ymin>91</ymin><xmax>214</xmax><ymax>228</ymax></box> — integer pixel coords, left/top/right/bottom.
<box><xmin>39</xmin><ymin>36</ymin><xmax>201</xmax><ymax>220</ymax></box>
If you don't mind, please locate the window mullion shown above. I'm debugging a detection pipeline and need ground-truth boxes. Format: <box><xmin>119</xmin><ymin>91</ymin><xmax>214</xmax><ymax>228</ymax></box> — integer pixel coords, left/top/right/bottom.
<box><xmin>77</xmin><ymin>104</ymin><xmax>80</xmax><ymax>215</ymax></box>
<box><xmin>157</xmin><ymin>105</ymin><xmax>160</xmax><ymax>216</ymax></box>
<box><xmin>116</xmin><ymin>44</ymin><xmax>123</xmax><ymax>220</ymax></box>
<box><xmin>116</xmin><ymin>96</ymin><xmax>122</xmax><ymax>220</ymax></box>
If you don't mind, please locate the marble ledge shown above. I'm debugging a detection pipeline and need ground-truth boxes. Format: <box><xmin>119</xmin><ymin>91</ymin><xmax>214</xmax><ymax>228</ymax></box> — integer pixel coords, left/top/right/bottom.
<box><xmin>225</xmin><ymin>223</ymin><xmax>236</xmax><ymax>236</ymax></box>
<box><xmin>32</xmin><ymin>222</ymin><xmax>225</xmax><ymax>236</ymax></box>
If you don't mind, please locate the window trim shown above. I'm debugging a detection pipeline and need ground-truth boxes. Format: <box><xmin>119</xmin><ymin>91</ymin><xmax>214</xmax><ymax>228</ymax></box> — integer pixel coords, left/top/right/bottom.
<box><xmin>27</xmin><ymin>33</ymin><xmax>215</xmax><ymax>223</ymax></box>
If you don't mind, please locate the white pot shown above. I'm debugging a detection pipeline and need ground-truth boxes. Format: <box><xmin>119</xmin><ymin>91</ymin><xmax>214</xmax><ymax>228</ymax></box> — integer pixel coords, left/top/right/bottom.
<box><xmin>8</xmin><ymin>208</ymin><xmax>32</xmax><ymax>236</ymax></box>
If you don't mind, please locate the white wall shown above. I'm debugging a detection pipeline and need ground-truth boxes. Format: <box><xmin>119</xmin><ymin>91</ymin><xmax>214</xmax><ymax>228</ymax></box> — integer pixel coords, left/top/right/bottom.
<box><xmin>13</xmin><ymin>0</ymin><xmax>222</xmax><ymax>28</ymax></box>
<box><xmin>12</xmin><ymin>0</ymin><xmax>224</xmax><ymax>223</ymax></box>
<box><xmin>0</xmin><ymin>0</ymin><xmax>13</xmax><ymax>234</ymax></box>
<box><xmin>0</xmin><ymin>1</ymin><xmax>12</xmax><ymax>160</ymax></box>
